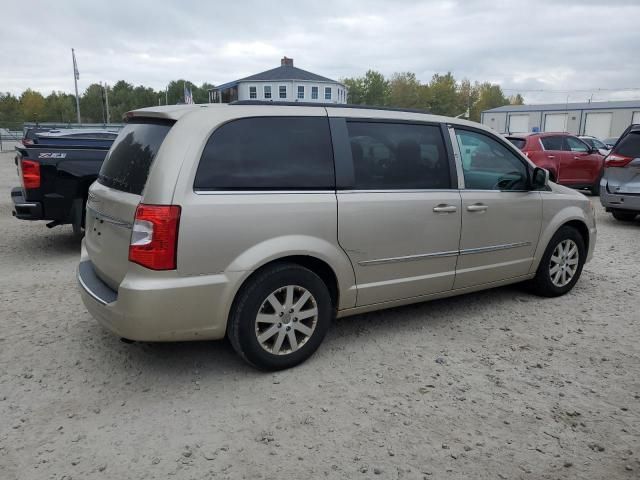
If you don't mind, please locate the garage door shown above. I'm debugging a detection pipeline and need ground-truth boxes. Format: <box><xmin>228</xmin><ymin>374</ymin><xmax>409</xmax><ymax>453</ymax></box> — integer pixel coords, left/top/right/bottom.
<box><xmin>632</xmin><ymin>111</ymin><xmax>640</xmax><ymax>125</ymax></box>
<box><xmin>585</xmin><ymin>112</ymin><xmax>612</xmax><ymax>139</ymax></box>
<box><xmin>544</xmin><ymin>113</ymin><xmax>567</xmax><ymax>132</ymax></box>
<box><xmin>508</xmin><ymin>114</ymin><xmax>529</xmax><ymax>133</ymax></box>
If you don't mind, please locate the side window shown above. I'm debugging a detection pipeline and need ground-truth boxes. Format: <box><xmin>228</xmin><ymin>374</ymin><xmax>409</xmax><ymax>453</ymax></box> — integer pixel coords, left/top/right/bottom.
<box><xmin>565</xmin><ymin>136</ymin><xmax>589</xmax><ymax>152</ymax></box>
<box><xmin>455</xmin><ymin>129</ymin><xmax>529</xmax><ymax>191</ymax></box>
<box><xmin>540</xmin><ymin>136</ymin><xmax>564</xmax><ymax>151</ymax></box>
<box><xmin>346</xmin><ymin>122</ymin><xmax>451</xmax><ymax>190</ymax></box>
<box><xmin>194</xmin><ymin>117</ymin><xmax>335</xmax><ymax>190</ymax></box>
<box><xmin>264</xmin><ymin>86</ymin><xmax>272</xmax><ymax>99</ymax></box>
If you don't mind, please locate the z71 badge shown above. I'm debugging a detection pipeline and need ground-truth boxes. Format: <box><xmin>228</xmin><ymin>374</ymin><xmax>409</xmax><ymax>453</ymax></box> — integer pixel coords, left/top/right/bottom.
<box><xmin>38</xmin><ymin>152</ymin><xmax>67</xmax><ymax>159</ymax></box>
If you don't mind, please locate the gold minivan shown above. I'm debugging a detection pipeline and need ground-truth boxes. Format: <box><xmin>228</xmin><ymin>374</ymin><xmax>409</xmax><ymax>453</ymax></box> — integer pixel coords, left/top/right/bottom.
<box><xmin>78</xmin><ymin>103</ymin><xmax>597</xmax><ymax>370</ymax></box>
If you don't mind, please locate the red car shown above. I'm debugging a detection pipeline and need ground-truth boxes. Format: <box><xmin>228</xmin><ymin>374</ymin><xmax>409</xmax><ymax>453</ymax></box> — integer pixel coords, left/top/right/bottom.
<box><xmin>507</xmin><ymin>132</ymin><xmax>604</xmax><ymax>194</ymax></box>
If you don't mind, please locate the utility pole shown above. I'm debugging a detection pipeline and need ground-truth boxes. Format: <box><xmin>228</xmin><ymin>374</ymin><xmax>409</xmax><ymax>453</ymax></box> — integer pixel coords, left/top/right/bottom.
<box><xmin>72</xmin><ymin>48</ymin><xmax>81</xmax><ymax>124</ymax></box>
<box><xmin>105</xmin><ymin>84</ymin><xmax>110</xmax><ymax>123</ymax></box>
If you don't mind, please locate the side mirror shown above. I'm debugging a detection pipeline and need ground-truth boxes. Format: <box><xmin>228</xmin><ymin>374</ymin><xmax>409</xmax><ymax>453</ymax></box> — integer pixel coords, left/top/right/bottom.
<box><xmin>531</xmin><ymin>167</ymin><xmax>549</xmax><ymax>189</ymax></box>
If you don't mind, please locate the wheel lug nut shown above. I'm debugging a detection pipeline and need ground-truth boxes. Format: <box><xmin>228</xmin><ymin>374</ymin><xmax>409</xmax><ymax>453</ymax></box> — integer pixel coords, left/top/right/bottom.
<box><xmin>279</xmin><ymin>312</ymin><xmax>284</xmax><ymax>317</ymax></box>
<box><xmin>293</xmin><ymin>318</ymin><xmax>298</xmax><ymax>322</ymax></box>
<box><xmin>278</xmin><ymin>323</ymin><xmax>282</xmax><ymax>328</ymax></box>
<box><xmin>289</xmin><ymin>309</ymin><xmax>294</xmax><ymax>313</ymax></box>
<box><xmin>286</xmin><ymin>326</ymin><xmax>291</xmax><ymax>331</ymax></box>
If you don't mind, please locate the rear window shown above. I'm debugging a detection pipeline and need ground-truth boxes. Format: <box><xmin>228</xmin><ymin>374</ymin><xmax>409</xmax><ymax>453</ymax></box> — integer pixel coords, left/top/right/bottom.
<box><xmin>194</xmin><ymin>117</ymin><xmax>334</xmax><ymax>190</ymax></box>
<box><xmin>614</xmin><ymin>131</ymin><xmax>640</xmax><ymax>158</ymax></box>
<box><xmin>506</xmin><ymin>137</ymin><xmax>526</xmax><ymax>149</ymax></box>
<box><xmin>98</xmin><ymin>120</ymin><xmax>173</xmax><ymax>195</ymax></box>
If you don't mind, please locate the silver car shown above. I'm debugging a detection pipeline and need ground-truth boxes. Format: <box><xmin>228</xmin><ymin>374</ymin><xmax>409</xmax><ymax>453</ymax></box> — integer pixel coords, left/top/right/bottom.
<box><xmin>600</xmin><ymin>124</ymin><xmax>640</xmax><ymax>221</ymax></box>
<box><xmin>78</xmin><ymin>103</ymin><xmax>597</xmax><ymax>370</ymax></box>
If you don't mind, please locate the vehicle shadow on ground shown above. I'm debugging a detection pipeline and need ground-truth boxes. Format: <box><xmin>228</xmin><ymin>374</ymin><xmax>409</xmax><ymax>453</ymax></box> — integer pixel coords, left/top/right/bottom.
<box><xmin>12</xmin><ymin>228</ymin><xmax>81</xmax><ymax>257</ymax></box>
<box><xmin>90</xmin><ymin>283</ymin><xmax>527</xmax><ymax>376</ymax></box>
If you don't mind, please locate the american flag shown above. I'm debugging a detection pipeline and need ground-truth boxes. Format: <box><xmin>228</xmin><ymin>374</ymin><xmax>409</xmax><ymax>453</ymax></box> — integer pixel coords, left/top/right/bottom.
<box><xmin>184</xmin><ymin>85</ymin><xmax>194</xmax><ymax>104</ymax></box>
<box><xmin>72</xmin><ymin>48</ymin><xmax>79</xmax><ymax>80</ymax></box>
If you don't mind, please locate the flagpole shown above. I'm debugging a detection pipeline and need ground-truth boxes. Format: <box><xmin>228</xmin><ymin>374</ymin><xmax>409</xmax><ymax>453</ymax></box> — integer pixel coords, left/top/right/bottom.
<box><xmin>72</xmin><ymin>48</ymin><xmax>81</xmax><ymax>124</ymax></box>
<box><xmin>105</xmin><ymin>84</ymin><xmax>110</xmax><ymax>123</ymax></box>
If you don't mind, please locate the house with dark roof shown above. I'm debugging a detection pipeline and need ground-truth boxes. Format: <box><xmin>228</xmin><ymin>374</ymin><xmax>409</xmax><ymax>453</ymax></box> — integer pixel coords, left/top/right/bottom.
<box><xmin>209</xmin><ymin>57</ymin><xmax>347</xmax><ymax>104</ymax></box>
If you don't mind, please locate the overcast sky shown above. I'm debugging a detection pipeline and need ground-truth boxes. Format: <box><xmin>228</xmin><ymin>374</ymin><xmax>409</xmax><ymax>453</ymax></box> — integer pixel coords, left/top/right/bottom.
<box><xmin>1</xmin><ymin>0</ymin><xmax>639</xmax><ymax>104</ymax></box>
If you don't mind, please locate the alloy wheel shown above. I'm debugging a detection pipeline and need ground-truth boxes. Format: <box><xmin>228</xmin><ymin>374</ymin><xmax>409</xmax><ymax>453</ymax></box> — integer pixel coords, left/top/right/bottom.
<box><xmin>549</xmin><ymin>239</ymin><xmax>579</xmax><ymax>287</ymax></box>
<box><xmin>255</xmin><ymin>285</ymin><xmax>318</xmax><ymax>355</ymax></box>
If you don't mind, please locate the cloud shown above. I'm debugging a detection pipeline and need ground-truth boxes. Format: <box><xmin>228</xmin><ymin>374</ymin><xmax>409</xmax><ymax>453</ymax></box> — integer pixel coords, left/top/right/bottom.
<box><xmin>0</xmin><ymin>0</ymin><xmax>638</xmax><ymax>103</ymax></box>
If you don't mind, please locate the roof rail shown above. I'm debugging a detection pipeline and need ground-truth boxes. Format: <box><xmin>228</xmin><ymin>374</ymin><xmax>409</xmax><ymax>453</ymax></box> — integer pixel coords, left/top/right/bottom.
<box><xmin>230</xmin><ymin>100</ymin><xmax>431</xmax><ymax>115</ymax></box>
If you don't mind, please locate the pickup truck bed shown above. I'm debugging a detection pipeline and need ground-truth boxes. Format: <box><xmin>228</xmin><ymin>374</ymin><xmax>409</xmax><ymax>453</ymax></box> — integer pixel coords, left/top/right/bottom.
<box><xmin>11</xmin><ymin>144</ymin><xmax>111</xmax><ymax>233</ymax></box>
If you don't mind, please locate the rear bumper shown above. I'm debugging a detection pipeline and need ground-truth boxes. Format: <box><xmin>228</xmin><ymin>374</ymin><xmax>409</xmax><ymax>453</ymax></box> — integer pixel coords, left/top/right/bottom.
<box><xmin>599</xmin><ymin>180</ymin><xmax>640</xmax><ymax>212</ymax></box>
<box><xmin>11</xmin><ymin>187</ymin><xmax>43</xmax><ymax>220</ymax></box>
<box><xmin>77</xmin><ymin>243</ymin><xmax>239</xmax><ymax>342</ymax></box>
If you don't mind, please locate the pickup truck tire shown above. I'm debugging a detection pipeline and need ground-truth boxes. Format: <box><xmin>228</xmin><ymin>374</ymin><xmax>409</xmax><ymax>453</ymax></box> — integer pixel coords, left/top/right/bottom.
<box><xmin>611</xmin><ymin>210</ymin><xmax>637</xmax><ymax>222</ymax></box>
<box><xmin>227</xmin><ymin>263</ymin><xmax>332</xmax><ymax>371</ymax></box>
<box><xmin>526</xmin><ymin>225</ymin><xmax>586</xmax><ymax>297</ymax></box>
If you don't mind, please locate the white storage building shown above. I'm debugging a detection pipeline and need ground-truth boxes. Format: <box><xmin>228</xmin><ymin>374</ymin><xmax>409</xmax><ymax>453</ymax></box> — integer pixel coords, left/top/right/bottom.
<box><xmin>481</xmin><ymin>100</ymin><xmax>640</xmax><ymax>139</ymax></box>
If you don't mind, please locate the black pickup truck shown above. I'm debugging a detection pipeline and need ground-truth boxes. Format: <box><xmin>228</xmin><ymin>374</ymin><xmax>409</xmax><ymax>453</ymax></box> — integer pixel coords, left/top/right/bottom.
<box><xmin>11</xmin><ymin>140</ymin><xmax>114</xmax><ymax>235</ymax></box>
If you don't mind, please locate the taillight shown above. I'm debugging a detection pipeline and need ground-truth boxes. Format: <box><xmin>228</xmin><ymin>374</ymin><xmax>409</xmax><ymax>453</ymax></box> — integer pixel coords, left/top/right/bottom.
<box><xmin>21</xmin><ymin>159</ymin><xmax>41</xmax><ymax>189</ymax></box>
<box><xmin>128</xmin><ymin>204</ymin><xmax>181</xmax><ymax>270</ymax></box>
<box><xmin>604</xmin><ymin>153</ymin><xmax>633</xmax><ymax>168</ymax></box>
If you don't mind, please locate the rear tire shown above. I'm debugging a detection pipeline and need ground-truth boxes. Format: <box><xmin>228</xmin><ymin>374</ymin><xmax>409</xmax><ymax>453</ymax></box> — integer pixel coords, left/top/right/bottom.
<box><xmin>611</xmin><ymin>210</ymin><xmax>637</xmax><ymax>222</ymax></box>
<box><xmin>590</xmin><ymin>180</ymin><xmax>600</xmax><ymax>196</ymax></box>
<box><xmin>526</xmin><ymin>226</ymin><xmax>586</xmax><ymax>297</ymax></box>
<box><xmin>227</xmin><ymin>263</ymin><xmax>333</xmax><ymax>370</ymax></box>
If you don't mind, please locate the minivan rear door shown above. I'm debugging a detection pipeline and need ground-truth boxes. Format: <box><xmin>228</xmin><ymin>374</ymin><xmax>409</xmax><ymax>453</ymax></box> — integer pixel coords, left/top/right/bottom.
<box><xmin>333</xmin><ymin>117</ymin><xmax>461</xmax><ymax>307</ymax></box>
<box><xmin>84</xmin><ymin>119</ymin><xmax>174</xmax><ymax>289</ymax></box>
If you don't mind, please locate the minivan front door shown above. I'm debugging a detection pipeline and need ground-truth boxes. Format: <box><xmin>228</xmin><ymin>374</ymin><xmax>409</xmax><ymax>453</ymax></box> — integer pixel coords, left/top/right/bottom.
<box><xmin>453</xmin><ymin>128</ymin><xmax>542</xmax><ymax>289</ymax></box>
<box><xmin>336</xmin><ymin>120</ymin><xmax>461</xmax><ymax>306</ymax></box>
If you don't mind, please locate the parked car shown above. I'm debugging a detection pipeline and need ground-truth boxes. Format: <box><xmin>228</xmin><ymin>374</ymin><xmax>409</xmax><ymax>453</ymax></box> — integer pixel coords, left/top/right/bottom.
<box><xmin>603</xmin><ymin>137</ymin><xmax>619</xmax><ymax>149</ymax></box>
<box><xmin>78</xmin><ymin>103</ymin><xmax>597</xmax><ymax>370</ymax></box>
<box><xmin>579</xmin><ymin>135</ymin><xmax>611</xmax><ymax>156</ymax></box>
<box><xmin>21</xmin><ymin>127</ymin><xmax>52</xmax><ymax>145</ymax></box>
<box><xmin>11</xmin><ymin>131</ymin><xmax>115</xmax><ymax>234</ymax></box>
<box><xmin>600</xmin><ymin>124</ymin><xmax>640</xmax><ymax>221</ymax></box>
<box><xmin>506</xmin><ymin>132</ymin><xmax>604</xmax><ymax>194</ymax></box>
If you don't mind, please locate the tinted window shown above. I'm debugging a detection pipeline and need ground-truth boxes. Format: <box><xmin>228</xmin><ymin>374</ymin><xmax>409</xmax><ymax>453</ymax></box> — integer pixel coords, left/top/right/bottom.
<box><xmin>346</xmin><ymin>122</ymin><xmax>451</xmax><ymax>190</ymax></box>
<box><xmin>540</xmin><ymin>136</ymin><xmax>563</xmax><ymax>150</ymax></box>
<box><xmin>456</xmin><ymin>129</ymin><xmax>528</xmax><ymax>190</ymax></box>
<box><xmin>194</xmin><ymin>117</ymin><xmax>334</xmax><ymax>190</ymax></box>
<box><xmin>507</xmin><ymin>137</ymin><xmax>526</xmax><ymax>149</ymax></box>
<box><xmin>98</xmin><ymin>120</ymin><xmax>173</xmax><ymax>195</ymax></box>
<box><xmin>565</xmin><ymin>136</ymin><xmax>589</xmax><ymax>152</ymax></box>
<box><xmin>615</xmin><ymin>131</ymin><xmax>640</xmax><ymax>158</ymax></box>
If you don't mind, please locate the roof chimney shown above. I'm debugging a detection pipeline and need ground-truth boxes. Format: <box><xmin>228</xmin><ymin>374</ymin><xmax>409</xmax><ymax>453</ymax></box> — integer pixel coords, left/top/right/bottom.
<box><xmin>281</xmin><ymin>57</ymin><xmax>293</xmax><ymax>67</ymax></box>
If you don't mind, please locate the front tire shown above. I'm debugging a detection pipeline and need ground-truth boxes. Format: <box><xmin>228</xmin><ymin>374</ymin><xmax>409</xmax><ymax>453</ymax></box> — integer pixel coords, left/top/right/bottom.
<box><xmin>527</xmin><ymin>226</ymin><xmax>586</xmax><ymax>297</ymax></box>
<box><xmin>227</xmin><ymin>263</ymin><xmax>333</xmax><ymax>370</ymax></box>
<box><xmin>611</xmin><ymin>210</ymin><xmax>637</xmax><ymax>222</ymax></box>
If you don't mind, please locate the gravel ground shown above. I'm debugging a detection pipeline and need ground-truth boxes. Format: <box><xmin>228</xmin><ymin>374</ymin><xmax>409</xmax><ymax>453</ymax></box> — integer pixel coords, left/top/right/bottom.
<box><xmin>1</xmin><ymin>149</ymin><xmax>638</xmax><ymax>480</ymax></box>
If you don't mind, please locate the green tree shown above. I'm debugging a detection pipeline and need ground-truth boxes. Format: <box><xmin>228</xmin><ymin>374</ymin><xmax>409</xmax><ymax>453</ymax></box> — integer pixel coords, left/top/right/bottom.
<box><xmin>470</xmin><ymin>82</ymin><xmax>509</xmax><ymax>122</ymax></box>
<box><xmin>19</xmin><ymin>89</ymin><xmax>46</xmax><ymax>122</ymax></box>
<box><xmin>425</xmin><ymin>72</ymin><xmax>458</xmax><ymax>116</ymax></box>
<box><xmin>342</xmin><ymin>76</ymin><xmax>366</xmax><ymax>104</ymax></box>
<box><xmin>456</xmin><ymin>79</ymin><xmax>479</xmax><ymax>119</ymax></box>
<box><xmin>510</xmin><ymin>93</ymin><xmax>525</xmax><ymax>105</ymax></box>
<box><xmin>387</xmin><ymin>72</ymin><xmax>422</xmax><ymax>109</ymax></box>
<box><xmin>44</xmin><ymin>91</ymin><xmax>76</xmax><ymax>123</ymax></box>
<box><xmin>80</xmin><ymin>83</ymin><xmax>107</xmax><ymax>123</ymax></box>
<box><xmin>0</xmin><ymin>92</ymin><xmax>23</xmax><ymax>126</ymax></box>
<box><xmin>362</xmin><ymin>70</ymin><xmax>388</xmax><ymax>106</ymax></box>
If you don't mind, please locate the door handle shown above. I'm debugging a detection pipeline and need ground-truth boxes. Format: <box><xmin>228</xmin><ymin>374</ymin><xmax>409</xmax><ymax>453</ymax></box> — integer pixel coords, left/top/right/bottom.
<box><xmin>433</xmin><ymin>204</ymin><xmax>457</xmax><ymax>213</ymax></box>
<box><xmin>467</xmin><ymin>203</ymin><xmax>488</xmax><ymax>212</ymax></box>
<box><xmin>547</xmin><ymin>155</ymin><xmax>555</xmax><ymax>159</ymax></box>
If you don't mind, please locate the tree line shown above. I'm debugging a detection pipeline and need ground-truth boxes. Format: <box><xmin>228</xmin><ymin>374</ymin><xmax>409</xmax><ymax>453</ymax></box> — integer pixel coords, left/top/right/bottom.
<box><xmin>0</xmin><ymin>80</ymin><xmax>213</xmax><ymax>126</ymax></box>
<box><xmin>342</xmin><ymin>70</ymin><xmax>523</xmax><ymax>122</ymax></box>
<box><xmin>0</xmin><ymin>70</ymin><xmax>522</xmax><ymax>127</ymax></box>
